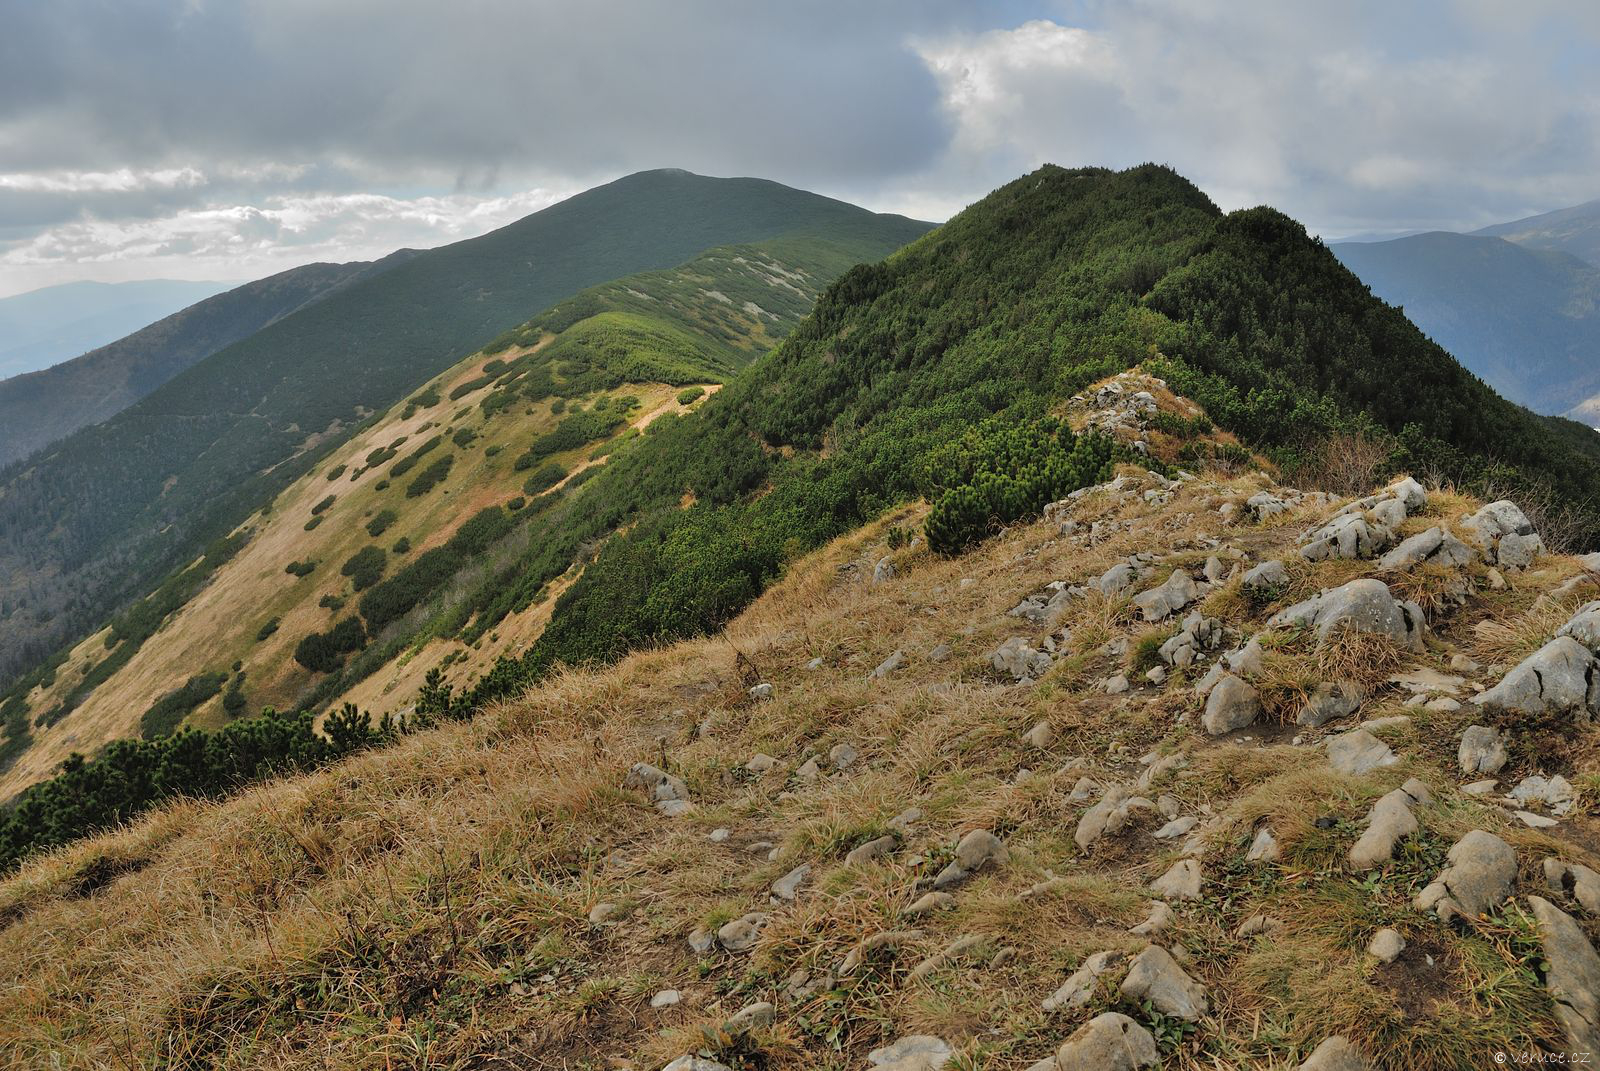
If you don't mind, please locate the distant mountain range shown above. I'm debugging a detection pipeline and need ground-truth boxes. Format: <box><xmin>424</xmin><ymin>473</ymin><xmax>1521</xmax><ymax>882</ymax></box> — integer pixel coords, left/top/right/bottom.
<box><xmin>0</xmin><ymin>278</ymin><xmax>233</xmax><ymax>380</ymax></box>
<box><xmin>0</xmin><ymin>255</ymin><xmax>417</xmax><ymax>468</ymax></box>
<box><xmin>1332</xmin><ymin>199</ymin><xmax>1600</xmax><ymax>422</ymax></box>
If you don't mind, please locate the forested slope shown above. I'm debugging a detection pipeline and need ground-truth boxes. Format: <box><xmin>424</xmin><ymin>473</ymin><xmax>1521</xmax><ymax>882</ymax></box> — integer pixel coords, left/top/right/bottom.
<box><xmin>0</xmin><ymin>170</ymin><xmax>928</xmax><ymax>685</ymax></box>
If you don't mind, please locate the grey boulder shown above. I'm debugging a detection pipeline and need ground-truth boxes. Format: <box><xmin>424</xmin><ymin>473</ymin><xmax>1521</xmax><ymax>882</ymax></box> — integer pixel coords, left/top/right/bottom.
<box><xmin>1270</xmin><ymin>578</ymin><xmax>1425</xmax><ymax>650</ymax></box>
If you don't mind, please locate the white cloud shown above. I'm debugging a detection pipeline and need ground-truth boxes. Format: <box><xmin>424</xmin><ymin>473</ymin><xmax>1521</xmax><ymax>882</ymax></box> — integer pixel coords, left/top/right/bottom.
<box><xmin>0</xmin><ymin>187</ymin><xmax>572</xmax><ymax>294</ymax></box>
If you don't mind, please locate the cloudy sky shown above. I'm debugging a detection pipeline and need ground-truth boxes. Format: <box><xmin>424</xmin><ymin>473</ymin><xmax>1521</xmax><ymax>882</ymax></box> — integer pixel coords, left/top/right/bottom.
<box><xmin>3</xmin><ymin>0</ymin><xmax>1598</xmax><ymax>296</ymax></box>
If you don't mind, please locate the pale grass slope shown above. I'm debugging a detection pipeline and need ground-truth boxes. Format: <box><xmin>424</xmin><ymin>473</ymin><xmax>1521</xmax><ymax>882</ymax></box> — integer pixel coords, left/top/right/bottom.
<box><xmin>0</xmin><ymin>457</ymin><xmax>1597</xmax><ymax>1070</ymax></box>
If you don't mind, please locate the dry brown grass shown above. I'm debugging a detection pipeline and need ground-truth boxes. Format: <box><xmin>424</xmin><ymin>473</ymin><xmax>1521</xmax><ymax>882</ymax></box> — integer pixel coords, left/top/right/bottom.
<box><xmin>0</xmin><ymin>468</ymin><xmax>1590</xmax><ymax>1071</ymax></box>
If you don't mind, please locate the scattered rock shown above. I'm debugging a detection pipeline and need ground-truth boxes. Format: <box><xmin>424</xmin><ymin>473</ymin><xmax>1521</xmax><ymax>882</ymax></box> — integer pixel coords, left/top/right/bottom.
<box><xmin>910</xmin><ymin>934</ymin><xmax>985</xmax><ymax>982</ymax></box>
<box><xmin>1415</xmin><ymin>830</ymin><xmax>1516</xmax><ymax>920</ymax></box>
<box><xmin>1458</xmin><ymin>500</ymin><xmax>1543</xmax><ymax>567</ymax></box>
<box><xmin>1202</xmin><ymin>674</ymin><xmax>1261</xmax><ymax>735</ymax></box>
<box><xmin>1043</xmin><ymin>950</ymin><xmax>1126</xmax><ymax>1013</ymax></box>
<box><xmin>1104</xmin><ymin>672</ymin><xmax>1131</xmax><ymax>694</ymax></box>
<box><xmin>745</xmin><ymin>753</ymin><xmax>777</xmax><ymax>774</ymax></box>
<box><xmin>873</xmin><ymin>557</ymin><xmax>897</xmax><ymax>584</ymax></box>
<box><xmin>1510</xmin><ymin>773</ymin><xmax>1577</xmax><ymax>816</ymax></box>
<box><xmin>724</xmin><ymin>1001</ymin><xmax>775</xmax><ymax>1036</ymax></box>
<box><xmin>1557</xmin><ymin>600</ymin><xmax>1600</xmax><ymax>652</ymax></box>
<box><xmin>587</xmin><ymin>901</ymin><xmax>620</xmax><ymax>924</ymax></box>
<box><xmin>990</xmin><ymin>636</ymin><xmax>1053</xmax><ymax>681</ymax></box>
<box><xmin>1155</xmin><ymin>816</ymin><xmax>1198</xmax><ymax>840</ymax></box>
<box><xmin>717</xmin><ymin>912</ymin><xmax>769</xmax><ymax>952</ymax></box>
<box><xmin>771</xmin><ymin>864</ymin><xmax>810</xmax><ymax>901</ymax></box>
<box><xmin>1527</xmin><ymin>896</ymin><xmax>1600</xmax><ymax>1054</ymax></box>
<box><xmin>1051</xmin><ymin>1012</ymin><xmax>1160</xmax><ymax>1071</ymax></box>
<box><xmin>624</xmin><ymin>762</ymin><xmax>692</xmax><ymax>814</ymax></box>
<box><xmin>1367</xmin><ymin>928</ymin><xmax>1405</xmax><ymax>964</ymax></box>
<box><xmin>1241</xmin><ymin>559</ymin><xmax>1290</xmax><ymax>592</ymax></box>
<box><xmin>1348</xmin><ymin>779</ymin><xmax>1430</xmax><ymax>870</ymax></box>
<box><xmin>1326</xmin><ymin>729</ymin><xmax>1398</xmax><ymax>775</ymax></box>
<box><xmin>1024</xmin><ymin>721</ymin><xmax>1055</xmax><ymax>749</ymax></box>
<box><xmin>749</xmin><ymin>682</ymin><xmax>774</xmax><ymax>700</ymax></box>
<box><xmin>867</xmin><ymin>1035</ymin><xmax>953</xmax><ymax>1071</ymax></box>
<box><xmin>1132</xmin><ymin>569</ymin><xmax>1202</xmax><ymax>621</ymax></box>
<box><xmin>927</xmin><ymin>643</ymin><xmax>952</xmax><ymax>663</ymax></box>
<box><xmin>1130</xmin><ymin>900</ymin><xmax>1173</xmax><ymax>936</ymax></box>
<box><xmin>1077</xmin><ymin>786</ymin><xmax>1135</xmax><ymax>851</ymax></box>
<box><xmin>1298</xmin><ymin>681</ymin><xmax>1363</xmax><ymax>727</ymax></box>
<box><xmin>846</xmin><ymin>835</ymin><xmax>899</xmax><ymax>867</ymax></box>
<box><xmin>1149</xmin><ymin>858</ymin><xmax>1203</xmax><ymax>900</ymax></box>
<box><xmin>829</xmin><ymin>742</ymin><xmax>859</xmax><ymax>769</ymax></box>
<box><xmin>1246</xmin><ymin>827</ymin><xmax>1280</xmax><ymax>862</ymax></box>
<box><xmin>870</xmin><ymin>651</ymin><xmax>906</xmax><ymax>679</ymax></box>
<box><xmin>904</xmin><ymin>891</ymin><xmax>955</xmax><ymax>917</ymax></box>
<box><xmin>1544</xmin><ymin>858</ymin><xmax>1600</xmax><ymax>914</ymax></box>
<box><xmin>1457</xmin><ymin>725</ymin><xmax>1508</xmax><ymax>775</ymax></box>
<box><xmin>933</xmin><ymin>829</ymin><xmax>1009</xmax><ymax>888</ymax></box>
<box><xmin>1119</xmin><ymin>945</ymin><xmax>1208</xmax><ymax>1020</ymax></box>
<box><xmin>687</xmin><ymin>927</ymin><xmax>715</xmax><ymax>954</ymax></box>
<box><xmin>1236</xmin><ymin>914</ymin><xmax>1284</xmax><ymax>937</ymax></box>
<box><xmin>1298</xmin><ymin>1036</ymin><xmax>1370</xmax><ymax>1071</ymax></box>
<box><xmin>662</xmin><ymin>1056</ymin><xmax>735</xmax><ymax>1071</ymax></box>
<box><xmin>650</xmin><ymin>989</ymin><xmax>682</xmax><ymax>1009</ymax></box>
<box><xmin>1377</xmin><ymin>526</ymin><xmax>1475</xmax><ymax>571</ymax></box>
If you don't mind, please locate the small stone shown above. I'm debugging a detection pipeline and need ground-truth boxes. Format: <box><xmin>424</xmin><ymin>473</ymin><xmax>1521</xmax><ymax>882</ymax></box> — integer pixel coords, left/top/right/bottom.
<box><xmin>1246</xmin><ymin>827</ymin><xmax>1280</xmax><ymax>862</ymax></box>
<box><xmin>845</xmin><ymin>835</ymin><xmax>899</xmax><ymax>867</ymax></box>
<box><xmin>687</xmin><ymin>927</ymin><xmax>715</xmax><ymax>954</ymax></box>
<box><xmin>771</xmin><ymin>864</ymin><xmax>810</xmax><ymax>901</ymax></box>
<box><xmin>1236</xmin><ymin>913</ymin><xmax>1284</xmax><ymax>937</ymax></box>
<box><xmin>1367</xmin><ymin>928</ymin><xmax>1405</xmax><ymax>963</ymax></box>
<box><xmin>1450</xmin><ymin>654</ymin><xmax>1480</xmax><ymax>673</ymax></box>
<box><xmin>662</xmin><ymin>1056</ymin><xmax>735</xmax><ymax>1071</ymax></box>
<box><xmin>1517</xmin><ymin>810</ymin><xmax>1560</xmax><ymax>828</ymax></box>
<box><xmin>804</xmin><ymin>656</ymin><xmax>825</xmax><ymax>671</ymax></box>
<box><xmin>828</xmin><ymin>742</ymin><xmax>859</xmax><ymax>769</ymax></box>
<box><xmin>717</xmin><ymin>912</ymin><xmax>768</xmax><ymax>952</ymax></box>
<box><xmin>1149</xmin><ymin>858</ymin><xmax>1203</xmax><ymax>900</ymax></box>
<box><xmin>1155</xmin><ymin>816</ymin><xmax>1198</xmax><ymax>840</ymax></box>
<box><xmin>1202</xmin><ymin>674</ymin><xmax>1261</xmax><ymax>735</ymax></box>
<box><xmin>1024</xmin><ymin>721</ymin><xmax>1055</xmax><ymax>749</ymax></box>
<box><xmin>1544</xmin><ymin>857</ymin><xmax>1600</xmax><ymax>914</ymax></box>
<box><xmin>870</xmin><ymin>651</ymin><xmax>906</xmax><ymax>679</ymax></box>
<box><xmin>873</xmin><ymin>557</ymin><xmax>897</xmax><ymax>584</ymax></box>
<box><xmin>1104</xmin><ymin>673</ymin><xmax>1131</xmax><ymax>694</ymax></box>
<box><xmin>723</xmin><ymin>1000</ymin><xmax>774</xmax><ymax>1035</ymax></box>
<box><xmin>1326</xmin><ymin>729</ymin><xmax>1397</xmax><ymax>775</ymax></box>
<box><xmin>1415</xmin><ymin>829</ymin><xmax>1516</xmax><ymax>920</ymax></box>
<box><xmin>1130</xmin><ymin>900</ymin><xmax>1174</xmax><ymax>936</ymax></box>
<box><xmin>927</xmin><ymin>643</ymin><xmax>952</xmax><ymax>663</ymax></box>
<box><xmin>587</xmin><ymin>901</ymin><xmax>620</xmax><ymax>924</ymax></box>
<box><xmin>904</xmin><ymin>891</ymin><xmax>956</xmax><ymax>917</ymax></box>
<box><xmin>748</xmin><ymin>682</ymin><xmax>773</xmax><ymax>700</ymax></box>
<box><xmin>1119</xmin><ymin>945</ymin><xmax>1208</xmax><ymax>1020</ymax></box>
<box><xmin>1043</xmin><ymin>949</ymin><xmax>1125</xmax><ymax>1012</ymax></box>
<box><xmin>1052</xmin><ymin>1013</ymin><xmax>1159</xmax><ymax>1070</ymax></box>
<box><xmin>745</xmin><ymin>753</ymin><xmax>777</xmax><ymax>774</ymax></box>
<box><xmin>650</xmin><ymin>989</ymin><xmax>682</xmax><ymax>1009</ymax></box>
<box><xmin>1298</xmin><ymin>1036</ymin><xmax>1370</xmax><ymax>1071</ymax></box>
<box><xmin>709</xmin><ymin>827</ymin><xmax>731</xmax><ymax>843</ymax></box>
<box><xmin>866</xmin><ymin>1034</ymin><xmax>953</xmax><ymax>1070</ymax></box>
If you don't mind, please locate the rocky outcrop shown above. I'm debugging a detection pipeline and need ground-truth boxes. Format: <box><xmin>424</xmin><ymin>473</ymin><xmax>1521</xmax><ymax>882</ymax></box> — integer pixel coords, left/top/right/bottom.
<box><xmin>1475</xmin><ymin>636</ymin><xmax>1600</xmax><ymax>720</ymax></box>
<box><xmin>1202</xmin><ymin>674</ymin><xmax>1260</xmax><ymax>735</ymax></box>
<box><xmin>990</xmin><ymin>637</ymin><xmax>1054</xmax><ymax>681</ymax></box>
<box><xmin>1132</xmin><ymin>568</ymin><xmax>1203</xmax><ymax>621</ymax></box>
<box><xmin>1270</xmin><ymin>578</ymin><xmax>1425</xmax><ymax>650</ymax></box>
<box><xmin>624</xmin><ymin>762</ymin><xmax>692</xmax><ymax>816</ymax></box>
<box><xmin>1457</xmin><ymin>725</ymin><xmax>1508</xmax><ymax>775</ymax></box>
<box><xmin>1042</xmin><ymin>949</ymin><xmax>1125</xmax><ymax>1013</ymax></box>
<box><xmin>1458</xmin><ymin>500</ymin><xmax>1544</xmax><ymax>567</ymax></box>
<box><xmin>1377</xmin><ymin>526</ymin><xmax>1475</xmax><ymax>571</ymax></box>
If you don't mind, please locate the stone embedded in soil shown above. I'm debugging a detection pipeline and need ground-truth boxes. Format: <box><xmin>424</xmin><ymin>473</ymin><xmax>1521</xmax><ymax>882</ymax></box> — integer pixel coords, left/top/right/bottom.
<box><xmin>770</xmin><ymin>863</ymin><xmax>810</xmax><ymax>901</ymax></box>
<box><xmin>1348</xmin><ymin>779</ymin><xmax>1430</xmax><ymax>870</ymax></box>
<box><xmin>1132</xmin><ymin>568</ymin><xmax>1202</xmax><ymax>621</ymax></box>
<box><xmin>910</xmin><ymin>933</ymin><xmax>984</xmax><ymax>982</ymax></box>
<box><xmin>1325</xmin><ymin>729</ymin><xmax>1397</xmax><ymax>775</ymax></box>
<box><xmin>1527</xmin><ymin>896</ymin><xmax>1600</xmax><ymax>1055</ymax></box>
<box><xmin>1544</xmin><ymin>857</ymin><xmax>1600</xmax><ymax>915</ymax></box>
<box><xmin>662</xmin><ymin>1056</ymin><xmax>735</xmax><ymax>1071</ymax></box>
<box><xmin>1475</xmin><ymin>636</ymin><xmax>1600</xmax><ymax>720</ymax></box>
<box><xmin>933</xmin><ymin>829</ymin><xmax>1009</xmax><ymax>888</ymax></box>
<box><xmin>1298</xmin><ymin>681</ymin><xmax>1363</xmax><ymax>727</ymax></box>
<box><xmin>1270</xmin><ymin>577</ymin><xmax>1425</xmax><ymax>650</ymax></box>
<box><xmin>904</xmin><ymin>891</ymin><xmax>955</xmax><ymax>917</ymax></box>
<box><xmin>1202</xmin><ymin>673</ymin><xmax>1260</xmax><ymax>735</ymax></box>
<box><xmin>1042</xmin><ymin>949</ymin><xmax>1126</xmax><ymax>1013</ymax></box>
<box><xmin>845</xmin><ymin>834</ymin><xmax>899</xmax><ymax>867</ymax></box>
<box><xmin>1052</xmin><ymin>1012</ymin><xmax>1160</xmax><ymax>1071</ymax></box>
<box><xmin>829</xmin><ymin>741</ymin><xmax>859</xmax><ymax>769</ymax></box>
<box><xmin>716</xmin><ymin>912</ymin><xmax>769</xmax><ymax>952</ymax></box>
<box><xmin>1246</xmin><ymin>826</ymin><xmax>1280</xmax><ymax>862</ymax></box>
<box><xmin>870</xmin><ymin>650</ymin><xmax>906</xmax><ymax>679</ymax></box>
<box><xmin>1366</xmin><ymin>928</ymin><xmax>1405</xmax><ymax>963</ymax></box>
<box><xmin>723</xmin><ymin>1000</ymin><xmax>774</xmax><ymax>1035</ymax></box>
<box><xmin>1415</xmin><ymin>829</ymin><xmax>1516</xmax><ymax>920</ymax></box>
<box><xmin>587</xmin><ymin>901</ymin><xmax>619</xmax><ymax>924</ymax></box>
<box><xmin>1149</xmin><ymin>858</ymin><xmax>1203</xmax><ymax>900</ymax></box>
<box><xmin>1130</xmin><ymin>900</ymin><xmax>1174</xmax><ymax>936</ymax></box>
<box><xmin>650</xmin><ymin>989</ymin><xmax>681</xmax><ymax>1008</ymax></box>
<box><xmin>1297</xmin><ymin>1036</ymin><xmax>1370</xmax><ymax>1071</ymax></box>
<box><xmin>866</xmin><ymin>1034</ymin><xmax>954</xmax><ymax>1071</ymax></box>
<box><xmin>1024</xmin><ymin>720</ymin><xmax>1055</xmax><ymax>749</ymax></box>
<box><xmin>1118</xmin><ymin>945</ymin><xmax>1208</xmax><ymax>1020</ymax></box>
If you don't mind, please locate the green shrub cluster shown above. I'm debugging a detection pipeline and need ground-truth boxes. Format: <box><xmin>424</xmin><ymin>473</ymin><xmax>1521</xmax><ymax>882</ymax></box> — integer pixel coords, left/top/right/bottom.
<box><xmin>310</xmin><ymin>494</ymin><xmax>336</xmax><ymax>516</ymax></box>
<box><xmin>521</xmin><ymin>462</ymin><xmax>567</xmax><ymax>496</ymax></box>
<box><xmin>292</xmin><ymin>616</ymin><xmax>367</xmax><ymax>673</ymax></box>
<box><xmin>365</xmin><ymin>509</ymin><xmax>398</xmax><ymax>537</ymax></box>
<box><xmin>284</xmin><ymin>559</ymin><xmax>316</xmax><ymax>578</ymax></box>
<box><xmin>404</xmin><ymin>453</ymin><xmax>454</xmax><ymax>497</ymax></box>
<box><xmin>923</xmin><ymin>420</ymin><xmax>1119</xmax><ymax>554</ymax></box>
<box><xmin>341</xmin><ymin>546</ymin><xmax>387</xmax><ymax>591</ymax></box>
<box><xmin>0</xmin><ymin>704</ymin><xmax>403</xmax><ymax>873</ymax></box>
<box><xmin>138</xmin><ymin>672</ymin><xmax>228</xmax><ymax>739</ymax></box>
<box><xmin>512</xmin><ymin>409</ymin><xmax>626</xmax><ymax>469</ymax></box>
<box><xmin>389</xmin><ymin>435</ymin><xmax>442</xmax><ymax>478</ymax></box>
